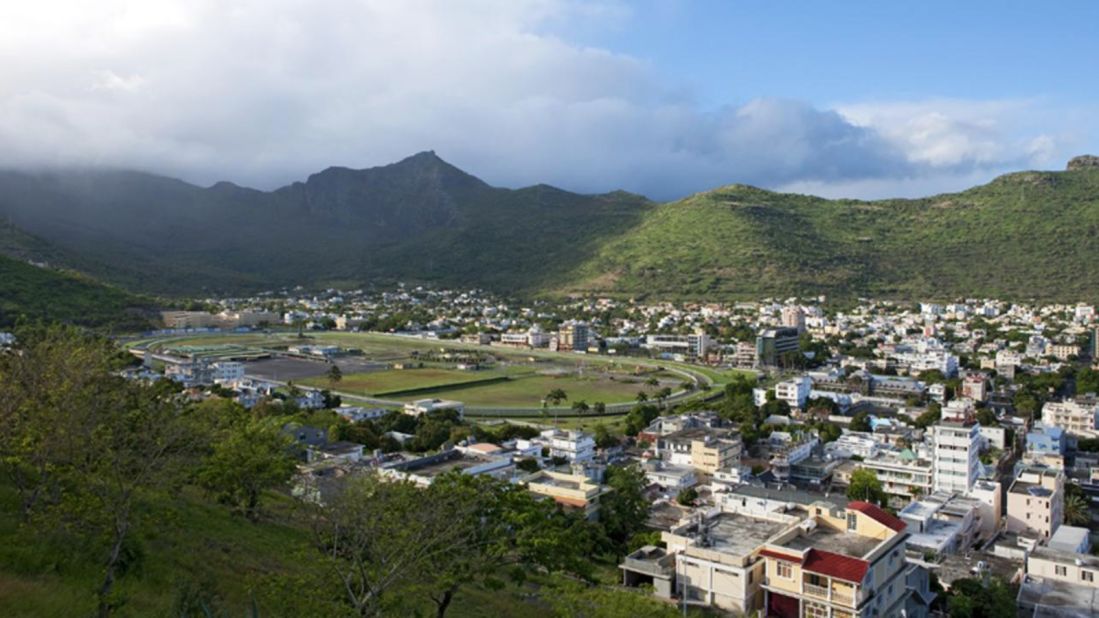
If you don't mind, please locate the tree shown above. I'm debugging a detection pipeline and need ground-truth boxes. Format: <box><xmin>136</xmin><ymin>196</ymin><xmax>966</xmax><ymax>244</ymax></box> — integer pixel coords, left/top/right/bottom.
<box><xmin>1064</xmin><ymin>492</ymin><xmax>1090</xmax><ymax>526</ymax></box>
<box><xmin>846</xmin><ymin>468</ymin><xmax>885</xmax><ymax>506</ymax></box>
<box><xmin>914</xmin><ymin>402</ymin><xmax>942</xmax><ymax>429</ymax></box>
<box><xmin>571</xmin><ymin>400</ymin><xmax>590</xmax><ymax>415</ymax></box>
<box><xmin>599</xmin><ymin>464</ymin><xmax>649</xmax><ymax>549</ymax></box>
<box><xmin>73</xmin><ymin>380</ymin><xmax>202</xmax><ymax>617</ymax></box>
<box><xmin>849</xmin><ymin>411</ymin><xmax>872</xmax><ymax>432</ymax></box>
<box><xmin>592</xmin><ymin>401</ymin><xmax>607</xmax><ymax>415</ymax></box>
<box><xmin>676</xmin><ymin>487</ymin><xmax>698</xmax><ymax>506</ymax></box>
<box><xmin>197</xmin><ymin>419</ymin><xmax>297</xmax><ymax>521</ymax></box>
<box><xmin>593</xmin><ymin>423</ymin><xmax>619</xmax><ymax>449</ymax></box>
<box><xmin>327</xmin><ymin>364</ymin><xmax>343</xmax><ymax>389</ymax></box>
<box><xmin>944</xmin><ymin>576</ymin><xmax>1016</xmax><ymax>618</ymax></box>
<box><xmin>545</xmin><ymin>388</ymin><xmax>568</xmax><ymax>407</ymax></box>
<box><xmin>308</xmin><ymin>473</ymin><xmax>475</xmax><ymax>616</ymax></box>
<box><xmin>655</xmin><ymin>386</ymin><xmax>672</xmax><ymax>405</ymax></box>
<box><xmin>635</xmin><ymin>391</ymin><xmax>649</xmax><ymax>404</ymax></box>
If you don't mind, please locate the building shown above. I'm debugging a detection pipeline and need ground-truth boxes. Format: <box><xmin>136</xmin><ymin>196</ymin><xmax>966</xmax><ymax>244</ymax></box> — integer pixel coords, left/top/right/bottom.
<box><xmin>211</xmin><ymin>361</ymin><xmax>245</xmax><ymax>386</ymax></box>
<box><xmin>931</xmin><ymin>418</ymin><xmax>980</xmax><ymax>494</ymax></box>
<box><xmin>775</xmin><ymin>376</ymin><xmax>812</xmax><ymax>410</ymax></box>
<box><xmin>1006</xmin><ymin>464</ymin><xmax>1064</xmax><ymax>539</ymax></box>
<box><xmin>642</xmin><ymin>460</ymin><xmax>698</xmax><ymax>491</ymax></box>
<box><xmin>1048</xmin><ymin>525</ymin><xmax>1092</xmax><ymax>555</ymax></box>
<box><xmin>1018</xmin><ymin>546</ymin><xmax>1099</xmax><ymax>616</ymax></box>
<box><xmin>733</xmin><ymin>340</ymin><xmax>757</xmax><ymax>367</ymax></box>
<box><xmin>899</xmin><ymin>492</ymin><xmax>991</xmax><ymax>556</ymax></box>
<box><xmin>1027</xmin><ymin>423</ymin><xmax>1068</xmax><ymax>462</ymax></box>
<box><xmin>782</xmin><ymin>306</ymin><xmax>806</xmax><ymax>333</ymax></box>
<box><xmin>756</xmin><ymin>327</ymin><xmax>800</xmax><ymax>368</ymax></box>
<box><xmin>381</xmin><ymin>448</ymin><xmax>513</xmax><ymax>487</ymax></box>
<box><xmin>1042</xmin><ymin>397</ymin><xmax>1099</xmax><ymax>438</ymax></box>
<box><xmin>403</xmin><ymin>398</ymin><xmax>464</xmax><ymax>418</ymax></box>
<box><xmin>960</xmin><ymin>374</ymin><xmax>988</xmax><ymax>402</ymax></box>
<box><xmin>655</xmin><ymin>426</ymin><xmax>742</xmax><ymax>474</ymax></box>
<box><xmin>541</xmin><ymin>428</ymin><xmax>596</xmax><ymax>463</ymax></box>
<box><xmin>522</xmin><ymin>469</ymin><xmax>609</xmax><ymax>519</ymax></box>
<box><xmin>643</xmin><ymin>331</ymin><xmax>712</xmax><ymax>358</ymax></box>
<box><xmin>858</xmin><ymin>449</ymin><xmax>935</xmax><ymax>503</ymax></box>
<box><xmin>824</xmin><ymin>432</ymin><xmax>881</xmax><ymax>460</ymax></box>
<box><xmin>160</xmin><ymin>310</ymin><xmax>219</xmax><ymax>329</ymax></box>
<box><xmin>557</xmin><ymin>322</ymin><xmax>590</xmax><ymax>352</ymax></box>
<box><xmin>1050</xmin><ymin>343</ymin><xmax>1081</xmax><ymax>361</ymax></box>
<box><xmin>760</xmin><ymin>501</ymin><xmax>929</xmax><ymax>618</ymax></box>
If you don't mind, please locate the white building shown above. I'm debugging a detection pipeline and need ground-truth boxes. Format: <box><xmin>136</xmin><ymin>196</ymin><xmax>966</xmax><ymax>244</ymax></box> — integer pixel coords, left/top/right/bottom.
<box><xmin>542</xmin><ymin>428</ymin><xmax>595</xmax><ymax>463</ymax></box>
<box><xmin>1042</xmin><ymin>397</ymin><xmax>1099</xmax><ymax>437</ymax></box>
<box><xmin>773</xmin><ymin>375</ymin><xmax>811</xmax><ymax>410</ymax></box>
<box><xmin>931</xmin><ymin>420</ymin><xmax>981</xmax><ymax>494</ymax></box>
<box><xmin>825</xmin><ymin>431</ymin><xmax>881</xmax><ymax>460</ymax></box>
<box><xmin>211</xmin><ymin>361</ymin><xmax>245</xmax><ymax>386</ymax></box>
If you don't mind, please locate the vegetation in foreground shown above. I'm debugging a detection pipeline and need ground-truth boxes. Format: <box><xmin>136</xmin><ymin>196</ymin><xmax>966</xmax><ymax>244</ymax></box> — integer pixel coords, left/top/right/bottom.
<box><xmin>0</xmin><ymin>325</ymin><xmax>691</xmax><ymax>617</ymax></box>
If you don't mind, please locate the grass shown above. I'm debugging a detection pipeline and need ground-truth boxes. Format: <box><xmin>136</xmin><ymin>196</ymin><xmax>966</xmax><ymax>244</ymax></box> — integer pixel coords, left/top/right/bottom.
<box><xmin>429</xmin><ymin>373</ymin><xmax>664</xmax><ymax>408</ymax></box>
<box><xmin>0</xmin><ymin>481</ymin><xmax>560</xmax><ymax>617</ymax></box>
<box><xmin>300</xmin><ymin>367</ymin><xmax>520</xmax><ymax>396</ymax></box>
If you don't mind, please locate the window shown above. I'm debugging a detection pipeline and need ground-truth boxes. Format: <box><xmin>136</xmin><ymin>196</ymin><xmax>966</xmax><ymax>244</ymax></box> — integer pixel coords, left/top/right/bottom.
<box><xmin>847</xmin><ymin>513</ymin><xmax>858</xmax><ymax>531</ymax></box>
<box><xmin>1083</xmin><ymin>571</ymin><xmax>1094</xmax><ymax>583</ymax></box>
<box><xmin>804</xmin><ymin>602</ymin><xmax>829</xmax><ymax>618</ymax></box>
<box><xmin>1055</xmin><ymin>566</ymin><xmax>1067</xmax><ymax>576</ymax></box>
<box><xmin>777</xmin><ymin>561</ymin><xmax>792</xmax><ymax>579</ymax></box>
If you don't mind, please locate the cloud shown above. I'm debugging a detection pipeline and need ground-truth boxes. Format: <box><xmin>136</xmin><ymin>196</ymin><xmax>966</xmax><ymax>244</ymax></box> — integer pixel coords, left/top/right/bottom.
<box><xmin>0</xmin><ymin>0</ymin><xmax>1088</xmax><ymax>199</ymax></box>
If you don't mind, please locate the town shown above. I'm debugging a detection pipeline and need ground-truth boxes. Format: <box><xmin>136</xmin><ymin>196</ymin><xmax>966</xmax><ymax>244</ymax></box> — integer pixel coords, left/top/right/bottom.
<box><xmin>15</xmin><ymin>287</ymin><xmax>1088</xmax><ymax>616</ymax></box>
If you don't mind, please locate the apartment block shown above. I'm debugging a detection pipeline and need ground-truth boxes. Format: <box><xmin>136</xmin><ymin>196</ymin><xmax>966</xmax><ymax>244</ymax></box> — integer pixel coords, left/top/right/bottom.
<box><xmin>1006</xmin><ymin>464</ymin><xmax>1064</xmax><ymax>540</ymax></box>
<box><xmin>1042</xmin><ymin>397</ymin><xmax>1099</xmax><ymax>438</ymax></box>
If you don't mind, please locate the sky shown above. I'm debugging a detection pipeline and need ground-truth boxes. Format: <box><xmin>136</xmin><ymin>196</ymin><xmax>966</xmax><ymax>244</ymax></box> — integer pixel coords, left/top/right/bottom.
<box><xmin>1</xmin><ymin>0</ymin><xmax>1097</xmax><ymax>200</ymax></box>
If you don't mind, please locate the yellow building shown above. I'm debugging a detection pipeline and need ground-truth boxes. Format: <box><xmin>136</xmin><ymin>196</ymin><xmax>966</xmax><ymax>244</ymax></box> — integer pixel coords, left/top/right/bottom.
<box><xmin>522</xmin><ymin>470</ymin><xmax>608</xmax><ymax>519</ymax></box>
<box><xmin>759</xmin><ymin>501</ymin><xmax>921</xmax><ymax>618</ymax></box>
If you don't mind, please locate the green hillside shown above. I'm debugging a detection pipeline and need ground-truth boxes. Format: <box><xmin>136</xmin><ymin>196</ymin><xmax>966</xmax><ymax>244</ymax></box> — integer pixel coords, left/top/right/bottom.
<box><xmin>1</xmin><ymin>153</ymin><xmax>1098</xmax><ymax>301</ymax></box>
<box><xmin>564</xmin><ymin>164</ymin><xmax>1099</xmax><ymax>301</ymax></box>
<box><xmin>0</xmin><ymin>254</ymin><xmax>154</xmax><ymax>330</ymax></box>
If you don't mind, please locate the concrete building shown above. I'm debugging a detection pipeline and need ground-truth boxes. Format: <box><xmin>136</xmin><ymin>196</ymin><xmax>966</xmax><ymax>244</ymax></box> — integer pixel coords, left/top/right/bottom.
<box><xmin>858</xmin><ymin>449</ymin><xmax>935</xmax><ymax>503</ymax></box>
<box><xmin>782</xmin><ymin>305</ymin><xmax>806</xmax><ymax>334</ymax></box>
<box><xmin>643</xmin><ymin>460</ymin><xmax>698</xmax><ymax>491</ymax></box>
<box><xmin>557</xmin><ymin>321</ymin><xmax>590</xmax><ymax>352</ymax></box>
<box><xmin>756</xmin><ymin>327</ymin><xmax>800</xmax><ymax>368</ymax></box>
<box><xmin>541</xmin><ymin>428</ymin><xmax>596</xmax><ymax>463</ymax></box>
<box><xmin>211</xmin><ymin>361</ymin><xmax>245</xmax><ymax>386</ymax></box>
<box><xmin>1006</xmin><ymin>464</ymin><xmax>1065</xmax><ymax>540</ymax></box>
<box><xmin>522</xmin><ymin>469</ymin><xmax>609</xmax><ymax>519</ymax></box>
<box><xmin>381</xmin><ymin>448</ymin><xmax>513</xmax><ymax>487</ymax></box>
<box><xmin>643</xmin><ymin>331</ymin><xmax>712</xmax><ymax>358</ymax></box>
<box><xmin>960</xmin><ymin>373</ymin><xmax>988</xmax><ymax>402</ymax></box>
<box><xmin>1042</xmin><ymin>397</ymin><xmax>1099</xmax><ymax>438</ymax></box>
<box><xmin>1018</xmin><ymin>545</ymin><xmax>1099</xmax><ymax>616</ymax></box>
<box><xmin>759</xmin><ymin>501</ymin><xmax>930</xmax><ymax>618</ymax></box>
<box><xmin>775</xmin><ymin>376</ymin><xmax>812</xmax><ymax>410</ymax></box>
<box><xmin>655</xmin><ymin>426</ymin><xmax>742</xmax><ymax>474</ymax></box>
<box><xmin>931</xmin><ymin>418</ymin><xmax>981</xmax><ymax>494</ymax></box>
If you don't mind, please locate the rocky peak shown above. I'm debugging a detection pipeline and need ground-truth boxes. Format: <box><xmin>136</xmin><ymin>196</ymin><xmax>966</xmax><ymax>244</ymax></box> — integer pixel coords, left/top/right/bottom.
<box><xmin>1067</xmin><ymin>155</ymin><xmax>1099</xmax><ymax>171</ymax></box>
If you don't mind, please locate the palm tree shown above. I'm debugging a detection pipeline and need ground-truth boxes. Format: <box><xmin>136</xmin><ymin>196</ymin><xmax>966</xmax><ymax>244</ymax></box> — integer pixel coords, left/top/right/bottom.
<box><xmin>636</xmin><ymin>391</ymin><xmax>649</xmax><ymax>404</ymax></box>
<box><xmin>1065</xmin><ymin>493</ymin><xmax>1089</xmax><ymax>526</ymax></box>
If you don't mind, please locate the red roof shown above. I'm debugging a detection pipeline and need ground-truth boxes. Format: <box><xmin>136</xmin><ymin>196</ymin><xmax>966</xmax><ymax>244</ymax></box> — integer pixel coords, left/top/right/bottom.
<box><xmin>802</xmin><ymin>549</ymin><xmax>869</xmax><ymax>583</ymax></box>
<box><xmin>848</xmin><ymin>501</ymin><xmax>906</xmax><ymax>532</ymax></box>
<box><xmin>760</xmin><ymin>548</ymin><xmax>803</xmax><ymax>563</ymax></box>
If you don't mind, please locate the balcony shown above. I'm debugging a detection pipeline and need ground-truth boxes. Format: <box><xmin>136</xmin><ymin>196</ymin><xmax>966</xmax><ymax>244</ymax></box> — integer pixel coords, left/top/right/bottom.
<box><xmin>803</xmin><ymin>582</ymin><xmax>830</xmax><ymax>599</ymax></box>
<box><xmin>832</xmin><ymin>588</ymin><xmax>854</xmax><ymax>606</ymax></box>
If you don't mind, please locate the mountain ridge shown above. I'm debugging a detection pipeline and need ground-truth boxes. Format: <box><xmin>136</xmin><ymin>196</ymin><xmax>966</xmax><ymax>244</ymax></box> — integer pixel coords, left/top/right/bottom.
<box><xmin>0</xmin><ymin>153</ymin><xmax>1097</xmax><ymax>302</ymax></box>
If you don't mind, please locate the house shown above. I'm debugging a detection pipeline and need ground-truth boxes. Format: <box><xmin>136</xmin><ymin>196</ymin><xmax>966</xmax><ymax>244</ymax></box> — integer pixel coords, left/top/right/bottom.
<box><xmin>380</xmin><ymin>448</ymin><xmax>513</xmax><ymax>487</ymax></box>
<box><xmin>642</xmin><ymin>460</ymin><xmax>697</xmax><ymax>492</ymax></box>
<box><xmin>541</xmin><ymin>428</ymin><xmax>595</xmax><ymax>463</ymax></box>
<box><xmin>1017</xmin><ymin>546</ymin><xmax>1099</xmax><ymax>616</ymax></box>
<box><xmin>654</xmin><ymin>426</ymin><xmax>742</xmax><ymax>474</ymax></box>
<box><xmin>521</xmin><ymin>469</ymin><xmax>610</xmax><ymax>519</ymax></box>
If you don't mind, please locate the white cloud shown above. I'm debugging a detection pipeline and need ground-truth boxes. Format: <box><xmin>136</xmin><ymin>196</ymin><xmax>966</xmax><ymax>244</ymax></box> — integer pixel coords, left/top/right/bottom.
<box><xmin>0</xmin><ymin>0</ymin><xmax>1090</xmax><ymax>199</ymax></box>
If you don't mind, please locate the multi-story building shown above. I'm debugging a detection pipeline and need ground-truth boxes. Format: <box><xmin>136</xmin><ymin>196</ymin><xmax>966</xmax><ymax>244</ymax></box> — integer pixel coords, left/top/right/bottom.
<box><xmin>403</xmin><ymin>398</ymin><xmax>465</xmax><ymax>419</ymax></box>
<box><xmin>1050</xmin><ymin>343</ymin><xmax>1081</xmax><ymax>361</ymax></box>
<box><xmin>931</xmin><ymin>418</ymin><xmax>980</xmax><ymax>495</ymax></box>
<box><xmin>557</xmin><ymin>321</ymin><xmax>590</xmax><ymax>352</ymax></box>
<box><xmin>858</xmin><ymin>450</ymin><xmax>934</xmax><ymax>503</ymax></box>
<box><xmin>655</xmin><ymin>427</ymin><xmax>742</xmax><ymax>474</ymax></box>
<box><xmin>775</xmin><ymin>376</ymin><xmax>812</xmax><ymax>410</ymax></box>
<box><xmin>643</xmin><ymin>331</ymin><xmax>712</xmax><ymax>358</ymax></box>
<box><xmin>211</xmin><ymin>361</ymin><xmax>245</xmax><ymax>386</ymax></box>
<box><xmin>1018</xmin><ymin>546</ymin><xmax>1099</xmax><ymax>616</ymax></box>
<box><xmin>760</xmin><ymin>501</ymin><xmax>930</xmax><ymax>618</ymax></box>
<box><xmin>756</xmin><ymin>327</ymin><xmax>801</xmax><ymax>368</ymax></box>
<box><xmin>960</xmin><ymin>373</ymin><xmax>988</xmax><ymax>402</ymax></box>
<box><xmin>522</xmin><ymin>469</ymin><xmax>609</xmax><ymax>519</ymax></box>
<box><xmin>1042</xmin><ymin>397</ymin><xmax>1099</xmax><ymax>438</ymax></box>
<box><xmin>1006</xmin><ymin>464</ymin><xmax>1064</xmax><ymax>540</ymax></box>
<box><xmin>1025</xmin><ymin>423</ymin><xmax>1068</xmax><ymax>464</ymax></box>
<box><xmin>541</xmin><ymin>428</ymin><xmax>596</xmax><ymax>463</ymax></box>
<box><xmin>782</xmin><ymin>305</ymin><xmax>806</xmax><ymax>334</ymax></box>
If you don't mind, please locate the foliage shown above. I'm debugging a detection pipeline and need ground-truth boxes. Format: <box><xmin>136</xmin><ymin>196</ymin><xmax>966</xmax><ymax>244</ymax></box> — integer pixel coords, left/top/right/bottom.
<box><xmin>849</xmin><ymin>411</ymin><xmax>872</xmax><ymax>432</ymax></box>
<box><xmin>943</xmin><ymin>577</ymin><xmax>1017</xmax><ymax>618</ymax></box>
<box><xmin>197</xmin><ymin>417</ymin><xmax>297</xmax><ymax>522</ymax></box>
<box><xmin>675</xmin><ymin>487</ymin><xmax>698</xmax><ymax>506</ymax></box>
<box><xmin>846</xmin><ymin>468</ymin><xmax>885</xmax><ymax>506</ymax></box>
<box><xmin>599</xmin><ymin>465</ymin><xmax>650</xmax><ymax>550</ymax></box>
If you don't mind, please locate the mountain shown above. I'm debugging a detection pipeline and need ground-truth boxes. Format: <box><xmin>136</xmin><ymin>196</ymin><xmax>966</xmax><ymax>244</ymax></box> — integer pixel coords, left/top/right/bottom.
<box><xmin>564</xmin><ymin>162</ymin><xmax>1099</xmax><ymax>301</ymax></box>
<box><xmin>1</xmin><ymin>152</ymin><xmax>1098</xmax><ymax>302</ymax></box>
<box><xmin>0</xmin><ymin>152</ymin><xmax>654</xmax><ymax>295</ymax></box>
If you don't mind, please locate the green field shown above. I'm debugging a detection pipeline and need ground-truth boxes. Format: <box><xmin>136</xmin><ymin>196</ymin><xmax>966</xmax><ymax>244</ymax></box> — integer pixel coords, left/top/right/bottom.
<box><xmin>136</xmin><ymin>331</ymin><xmax>735</xmax><ymax>411</ymax></box>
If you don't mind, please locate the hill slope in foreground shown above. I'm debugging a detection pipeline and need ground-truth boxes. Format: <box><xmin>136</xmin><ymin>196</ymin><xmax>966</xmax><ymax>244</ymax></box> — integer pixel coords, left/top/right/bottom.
<box><xmin>0</xmin><ymin>154</ymin><xmax>1098</xmax><ymax>301</ymax></box>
